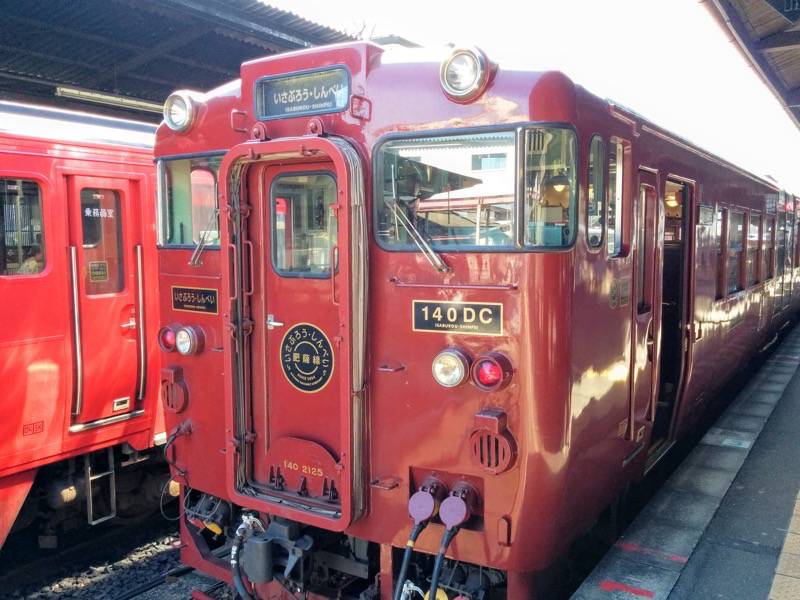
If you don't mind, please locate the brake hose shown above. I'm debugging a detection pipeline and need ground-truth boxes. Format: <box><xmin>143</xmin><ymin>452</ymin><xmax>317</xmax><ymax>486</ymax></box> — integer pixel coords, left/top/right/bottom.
<box><xmin>230</xmin><ymin>514</ymin><xmax>265</xmax><ymax>600</ymax></box>
<box><xmin>231</xmin><ymin>523</ymin><xmax>254</xmax><ymax>600</ymax></box>
<box><xmin>393</xmin><ymin>521</ymin><xmax>428</xmax><ymax>600</ymax></box>
<box><xmin>428</xmin><ymin>527</ymin><xmax>459</xmax><ymax>599</ymax></box>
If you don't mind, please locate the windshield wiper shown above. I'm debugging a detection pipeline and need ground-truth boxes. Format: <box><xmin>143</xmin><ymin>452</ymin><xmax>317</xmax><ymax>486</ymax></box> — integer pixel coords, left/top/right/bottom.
<box><xmin>388</xmin><ymin>165</ymin><xmax>451</xmax><ymax>273</ymax></box>
<box><xmin>188</xmin><ymin>207</ymin><xmax>218</xmax><ymax>266</ymax></box>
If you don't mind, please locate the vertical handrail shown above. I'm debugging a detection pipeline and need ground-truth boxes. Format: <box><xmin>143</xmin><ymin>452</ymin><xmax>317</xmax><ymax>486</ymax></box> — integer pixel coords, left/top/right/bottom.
<box><xmin>135</xmin><ymin>245</ymin><xmax>146</xmax><ymax>402</ymax></box>
<box><xmin>69</xmin><ymin>246</ymin><xmax>84</xmax><ymax>417</ymax></box>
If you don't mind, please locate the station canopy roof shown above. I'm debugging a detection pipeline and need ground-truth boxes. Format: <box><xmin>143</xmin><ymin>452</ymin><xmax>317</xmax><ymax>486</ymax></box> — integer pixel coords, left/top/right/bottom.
<box><xmin>705</xmin><ymin>0</ymin><xmax>800</xmax><ymax>130</ymax></box>
<box><xmin>0</xmin><ymin>0</ymin><xmax>352</xmax><ymax>121</ymax></box>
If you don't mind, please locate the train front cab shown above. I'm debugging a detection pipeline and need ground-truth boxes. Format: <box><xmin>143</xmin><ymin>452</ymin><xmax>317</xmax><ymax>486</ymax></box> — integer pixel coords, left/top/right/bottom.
<box><xmin>154</xmin><ymin>43</ymin><xmax>800</xmax><ymax>600</ymax></box>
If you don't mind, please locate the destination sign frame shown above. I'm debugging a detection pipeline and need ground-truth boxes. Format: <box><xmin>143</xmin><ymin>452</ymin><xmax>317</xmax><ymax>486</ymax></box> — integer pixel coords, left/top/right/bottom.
<box><xmin>171</xmin><ymin>285</ymin><xmax>219</xmax><ymax>315</ymax></box>
<box><xmin>254</xmin><ymin>66</ymin><xmax>350</xmax><ymax>121</ymax></box>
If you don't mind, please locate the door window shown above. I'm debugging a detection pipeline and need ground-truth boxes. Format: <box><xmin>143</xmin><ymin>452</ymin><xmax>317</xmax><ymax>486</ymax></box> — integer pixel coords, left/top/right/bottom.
<box><xmin>747</xmin><ymin>213</ymin><xmax>761</xmax><ymax>286</ymax></box>
<box><xmin>271</xmin><ymin>173</ymin><xmax>337</xmax><ymax>277</ymax></box>
<box><xmin>636</xmin><ymin>185</ymin><xmax>648</xmax><ymax>311</ymax></box>
<box><xmin>80</xmin><ymin>188</ymin><xmax>124</xmax><ymax>294</ymax></box>
<box><xmin>1</xmin><ymin>178</ymin><xmax>44</xmax><ymax>275</ymax></box>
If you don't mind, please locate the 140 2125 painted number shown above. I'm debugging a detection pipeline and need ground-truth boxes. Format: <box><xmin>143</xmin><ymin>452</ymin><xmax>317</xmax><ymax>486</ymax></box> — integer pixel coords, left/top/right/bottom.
<box><xmin>283</xmin><ymin>459</ymin><xmax>324</xmax><ymax>477</ymax></box>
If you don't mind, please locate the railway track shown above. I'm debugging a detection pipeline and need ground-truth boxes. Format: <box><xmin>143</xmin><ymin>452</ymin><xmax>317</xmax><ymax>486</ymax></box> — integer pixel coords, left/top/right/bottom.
<box><xmin>0</xmin><ymin>513</ymin><xmax>186</xmax><ymax>599</ymax></box>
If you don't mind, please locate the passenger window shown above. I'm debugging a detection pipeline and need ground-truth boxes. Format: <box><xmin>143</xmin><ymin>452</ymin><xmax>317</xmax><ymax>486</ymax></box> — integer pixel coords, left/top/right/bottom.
<box><xmin>80</xmin><ymin>188</ymin><xmax>124</xmax><ymax>295</ymax></box>
<box><xmin>715</xmin><ymin>207</ymin><xmax>726</xmax><ymax>299</ymax></box>
<box><xmin>606</xmin><ymin>141</ymin><xmax>624</xmax><ymax>256</ymax></box>
<box><xmin>747</xmin><ymin>213</ymin><xmax>761</xmax><ymax>286</ymax></box>
<box><xmin>587</xmin><ymin>136</ymin><xmax>605</xmax><ymax>248</ymax></box>
<box><xmin>764</xmin><ymin>217</ymin><xmax>775</xmax><ymax>279</ymax></box>
<box><xmin>727</xmin><ymin>211</ymin><xmax>744</xmax><ymax>294</ymax></box>
<box><xmin>777</xmin><ymin>211</ymin><xmax>787</xmax><ymax>277</ymax></box>
<box><xmin>1</xmin><ymin>178</ymin><xmax>45</xmax><ymax>276</ymax></box>
<box><xmin>795</xmin><ymin>220</ymin><xmax>800</xmax><ymax>267</ymax></box>
<box><xmin>271</xmin><ymin>173</ymin><xmax>337</xmax><ymax>277</ymax></box>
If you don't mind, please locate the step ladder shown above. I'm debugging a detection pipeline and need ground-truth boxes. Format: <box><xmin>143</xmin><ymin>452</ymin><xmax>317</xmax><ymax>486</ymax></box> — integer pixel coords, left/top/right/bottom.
<box><xmin>83</xmin><ymin>447</ymin><xmax>117</xmax><ymax>525</ymax></box>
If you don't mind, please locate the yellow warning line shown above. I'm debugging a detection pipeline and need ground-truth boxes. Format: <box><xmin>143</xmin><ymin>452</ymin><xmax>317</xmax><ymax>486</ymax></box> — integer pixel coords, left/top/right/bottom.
<box><xmin>770</xmin><ymin>491</ymin><xmax>800</xmax><ymax>599</ymax></box>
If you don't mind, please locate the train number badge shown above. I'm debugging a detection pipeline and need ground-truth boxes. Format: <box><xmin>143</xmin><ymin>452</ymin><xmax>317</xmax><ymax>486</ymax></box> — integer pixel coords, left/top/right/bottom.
<box><xmin>280</xmin><ymin>323</ymin><xmax>334</xmax><ymax>393</ymax></box>
<box><xmin>412</xmin><ymin>300</ymin><xmax>503</xmax><ymax>336</ymax></box>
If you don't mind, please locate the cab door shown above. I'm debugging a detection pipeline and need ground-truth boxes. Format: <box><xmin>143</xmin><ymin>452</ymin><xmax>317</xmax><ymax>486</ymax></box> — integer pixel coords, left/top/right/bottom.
<box><xmin>68</xmin><ymin>176</ymin><xmax>140</xmax><ymax>424</ymax></box>
<box><xmin>630</xmin><ymin>170</ymin><xmax>661</xmax><ymax>445</ymax></box>
<box><xmin>253</xmin><ymin>163</ymin><xmax>350</xmax><ymax>513</ymax></box>
<box><xmin>219</xmin><ymin>137</ymin><xmax>367</xmax><ymax>531</ymax></box>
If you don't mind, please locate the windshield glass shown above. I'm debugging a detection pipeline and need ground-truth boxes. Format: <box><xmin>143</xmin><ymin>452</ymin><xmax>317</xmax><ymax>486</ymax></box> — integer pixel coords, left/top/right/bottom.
<box><xmin>376</xmin><ymin>131</ymin><xmax>516</xmax><ymax>249</ymax></box>
<box><xmin>375</xmin><ymin>127</ymin><xmax>577</xmax><ymax>250</ymax></box>
<box><xmin>160</xmin><ymin>155</ymin><xmax>222</xmax><ymax>247</ymax></box>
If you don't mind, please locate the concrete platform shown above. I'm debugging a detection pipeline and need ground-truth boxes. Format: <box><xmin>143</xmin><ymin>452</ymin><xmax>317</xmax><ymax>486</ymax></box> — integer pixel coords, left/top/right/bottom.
<box><xmin>572</xmin><ymin>326</ymin><xmax>800</xmax><ymax>600</ymax></box>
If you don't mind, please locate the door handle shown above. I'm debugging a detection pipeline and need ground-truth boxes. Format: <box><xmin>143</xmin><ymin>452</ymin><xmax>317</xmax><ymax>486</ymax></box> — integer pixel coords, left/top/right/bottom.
<box><xmin>120</xmin><ymin>318</ymin><xmax>137</xmax><ymax>330</ymax></box>
<box><xmin>267</xmin><ymin>314</ymin><xmax>284</xmax><ymax>330</ymax></box>
<box><xmin>646</xmin><ymin>318</ymin><xmax>655</xmax><ymax>361</ymax></box>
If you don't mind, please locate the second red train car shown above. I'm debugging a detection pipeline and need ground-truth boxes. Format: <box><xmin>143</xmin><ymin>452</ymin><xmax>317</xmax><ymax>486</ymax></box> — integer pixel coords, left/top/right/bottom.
<box><xmin>0</xmin><ymin>101</ymin><xmax>166</xmax><ymax>549</ymax></box>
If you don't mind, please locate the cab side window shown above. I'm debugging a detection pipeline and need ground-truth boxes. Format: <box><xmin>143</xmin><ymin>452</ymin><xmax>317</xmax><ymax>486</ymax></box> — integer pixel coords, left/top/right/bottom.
<box><xmin>1</xmin><ymin>178</ymin><xmax>45</xmax><ymax>276</ymax></box>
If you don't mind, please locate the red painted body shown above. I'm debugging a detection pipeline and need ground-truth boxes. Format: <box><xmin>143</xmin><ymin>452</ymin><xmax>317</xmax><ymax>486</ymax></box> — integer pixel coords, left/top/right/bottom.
<box><xmin>154</xmin><ymin>43</ymin><xmax>800</xmax><ymax>598</ymax></box>
<box><xmin>0</xmin><ymin>102</ymin><xmax>164</xmax><ymax>547</ymax></box>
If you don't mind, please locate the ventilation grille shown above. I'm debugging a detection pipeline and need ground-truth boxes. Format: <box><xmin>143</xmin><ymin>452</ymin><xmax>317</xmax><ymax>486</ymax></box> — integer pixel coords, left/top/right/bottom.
<box><xmin>161</xmin><ymin>380</ymin><xmax>187</xmax><ymax>413</ymax></box>
<box><xmin>469</xmin><ymin>429</ymin><xmax>515</xmax><ymax>475</ymax></box>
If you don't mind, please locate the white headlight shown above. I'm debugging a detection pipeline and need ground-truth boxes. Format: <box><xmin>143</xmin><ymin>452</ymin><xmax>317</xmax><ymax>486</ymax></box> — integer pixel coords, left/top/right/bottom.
<box><xmin>163</xmin><ymin>91</ymin><xmax>197</xmax><ymax>132</ymax></box>
<box><xmin>432</xmin><ymin>349</ymin><xmax>470</xmax><ymax>388</ymax></box>
<box><xmin>175</xmin><ymin>326</ymin><xmax>203</xmax><ymax>356</ymax></box>
<box><xmin>440</xmin><ymin>47</ymin><xmax>490</xmax><ymax>101</ymax></box>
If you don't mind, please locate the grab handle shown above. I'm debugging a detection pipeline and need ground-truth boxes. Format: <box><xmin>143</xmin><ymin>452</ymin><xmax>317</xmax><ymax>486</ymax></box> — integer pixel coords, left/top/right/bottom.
<box><xmin>330</xmin><ymin>244</ymin><xmax>339</xmax><ymax>306</ymax></box>
<box><xmin>228</xmin><ymin>243</ymin><xmax>239</xmax><ymax>303</ymax></box>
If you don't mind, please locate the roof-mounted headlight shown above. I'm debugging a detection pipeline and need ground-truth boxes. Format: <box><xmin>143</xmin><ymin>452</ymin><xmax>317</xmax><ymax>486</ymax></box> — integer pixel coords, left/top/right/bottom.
<box><xmin>163</xmin><ymin>91</ymin><xmax>198</xmax><ymax>133</ymax></box>
<box><xmin>440</xmin><ymin>47</ymin><xmax>491</xmax><ymax>102</ymax></box>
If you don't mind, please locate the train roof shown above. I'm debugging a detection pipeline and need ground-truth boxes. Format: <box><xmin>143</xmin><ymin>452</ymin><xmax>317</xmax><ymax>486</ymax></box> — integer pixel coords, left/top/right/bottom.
<box><xmin>0</xmin><ymin>101</ymin><xmax>156</xmax><ymax>150</ymax></box>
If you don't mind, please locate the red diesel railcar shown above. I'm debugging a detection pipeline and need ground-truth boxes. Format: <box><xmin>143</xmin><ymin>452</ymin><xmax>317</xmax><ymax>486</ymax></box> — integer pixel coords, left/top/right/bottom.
<box><xmin>0</xmin><ymin>102</ymin><xmax>166</xmax><ymax>549</ymax></box>
<box><xmin>154</xmin><ymin>43</ymin><xmax>800</xmax><ymax>599</ymax></box>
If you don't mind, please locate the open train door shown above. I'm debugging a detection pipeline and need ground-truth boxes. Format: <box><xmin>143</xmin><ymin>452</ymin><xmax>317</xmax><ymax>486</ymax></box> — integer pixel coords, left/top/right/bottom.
<box><xmin>220</xmin><ymin>136</ymin><xmax>367</xmax><ymax>531</ymax></box>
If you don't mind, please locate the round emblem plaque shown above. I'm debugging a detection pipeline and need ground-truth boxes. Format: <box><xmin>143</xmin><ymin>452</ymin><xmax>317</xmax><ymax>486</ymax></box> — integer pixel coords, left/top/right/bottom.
<box><xmin>280</xmin><ymin>323</ymin><xmax>334</xmax><ymax>393</ymax></box>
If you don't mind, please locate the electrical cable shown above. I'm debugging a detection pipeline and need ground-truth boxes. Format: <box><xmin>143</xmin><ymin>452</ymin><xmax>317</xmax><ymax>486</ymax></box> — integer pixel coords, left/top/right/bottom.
<box><xmin>393</xmin><ymin>521</ymin><xmax>428</xmax><ymax>600</ymax></box>
<box><xmin>428</xmin><ymin>527</ymin><xmax>459</xmax><ymax>600</ymax></box>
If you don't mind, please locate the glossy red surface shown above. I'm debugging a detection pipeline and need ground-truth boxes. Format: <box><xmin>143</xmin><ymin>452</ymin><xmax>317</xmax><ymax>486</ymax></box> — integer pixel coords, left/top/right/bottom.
<box><xmin>155</xmin><ymin>42</ymin><xmax>800</xmax><ymax>594</ymax></box>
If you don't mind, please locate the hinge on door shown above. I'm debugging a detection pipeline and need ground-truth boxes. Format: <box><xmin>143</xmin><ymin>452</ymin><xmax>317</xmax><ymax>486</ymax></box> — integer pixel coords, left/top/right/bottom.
<box><xmin>222</xmin><ymin>203</ymin><xmax>252</xmax><ymax>222</ymax></box>
<box><xmin>241</xmin><ymin>318</ymin><xmax>254</xmax><ymax>337</ymax></box>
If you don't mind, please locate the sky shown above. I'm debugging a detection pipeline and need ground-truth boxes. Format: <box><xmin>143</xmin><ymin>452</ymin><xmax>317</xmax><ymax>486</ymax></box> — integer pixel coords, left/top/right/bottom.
<box><xmin>267</xmin><ymin>0</ymin><xmax>800</xmax><ymax>194</ymax></box>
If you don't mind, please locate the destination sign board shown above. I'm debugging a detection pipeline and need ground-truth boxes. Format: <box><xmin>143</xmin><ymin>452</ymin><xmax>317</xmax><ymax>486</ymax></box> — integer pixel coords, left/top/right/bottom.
<box><xmin>255</xmin><ymin>67</ymin><xmax>350</xmax><ymax>120</ymax></box>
